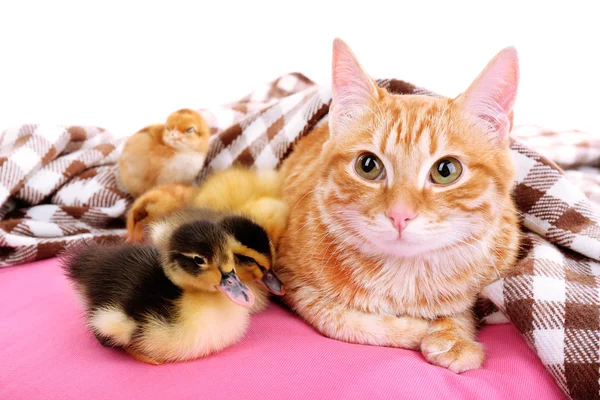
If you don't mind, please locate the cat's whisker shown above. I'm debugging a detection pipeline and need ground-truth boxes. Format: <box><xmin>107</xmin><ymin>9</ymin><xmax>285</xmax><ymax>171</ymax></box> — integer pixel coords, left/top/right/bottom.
<box><xmin>298</xmin><ymin>227</ymin><xmax>327</xmax><ymax>256</ymax></box>
<box><xmin>449</xmin><ymin>233</ymin><xmax>502</xmax><ymax>279</ymax></box>
<box><xmin>322</xmin><ymin>234</ymin><xmax>357</xmax><ymax>274</ymax></box>
<box><xmin>364</xmin><ymin>91</ymin><xmax>386</xmax><ymax>129</ymax></box>
<box><xmin>515</xmin><ymin>210</ymin><xmax>549</xmax><ymax>233</ymax></box>
<box><xmin>289</xmin><ymin>188</ymin><xmax>321</xmax><ymax>216</ymax></box>
<box><xmin>289</xmin><ymin>213</ymin><xmax>323</xmax><ymax>237</ymax></box>
<box><xmin>305</xmin><ymin>215</ymin><xmax>357</xmax><ymax>260</ymax></box>
<box><xmin>309</xmin><ymin>225</ymin><xmax>355</xmax><ymax>272</ymax></box>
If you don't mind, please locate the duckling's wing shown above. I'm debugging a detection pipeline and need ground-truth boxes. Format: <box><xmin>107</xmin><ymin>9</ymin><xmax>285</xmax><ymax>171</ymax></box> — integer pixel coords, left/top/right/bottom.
<box><xmin>61</xmin><ymin>243</ymin><xmax>162</xmax><ymax>310</ymax></box>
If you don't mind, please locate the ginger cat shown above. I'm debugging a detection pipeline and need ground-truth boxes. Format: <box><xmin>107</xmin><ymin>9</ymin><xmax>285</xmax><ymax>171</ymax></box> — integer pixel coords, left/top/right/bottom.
<box><xmin>275</xmin><ymin>39</ymin><xmax>520</xmax><ymax>373</ymax></box>
<box><xmin>118</xmin><ymin>109</ymin><xmax>210</xmax><ymax>198</ymax></box>
<box><xmin>126</xmin><ymin>167</ymin><xmax>289</xmax><ymax>246</ymax></box>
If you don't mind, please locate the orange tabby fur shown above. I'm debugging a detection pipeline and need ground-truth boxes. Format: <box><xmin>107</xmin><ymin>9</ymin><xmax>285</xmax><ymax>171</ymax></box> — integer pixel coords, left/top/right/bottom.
<box><xmin>275</xmin><ymin>39</ymin><xmax>520</xmax><ymax>373</ymax></box>
<box><xmin>118</xmin><ymin>109</ymin><xmax>210</xmax><ymax>198</ymax></box>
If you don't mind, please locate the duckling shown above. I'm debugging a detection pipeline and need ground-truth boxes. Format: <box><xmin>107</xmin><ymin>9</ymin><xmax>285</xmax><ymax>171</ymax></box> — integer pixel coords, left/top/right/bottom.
<box><xmin>191</xmin><ymin>167</ymin><xmax>290</xmax><ymax>245</ymax></box>
<box><xmin>221</xmin><ymin>213</ymin><xmax>285</xmax><ymax>298</ymax></box>
<box><xmin>61</xmin><ymin>217</ymin><xmax>255</xmax><ymax>365</ymax></box>
<box><xmin>150</xmin><ymin>208</ymin><xmax>285</xmax><ymax>314</ymax></box>
<box><xmin>125</xmin><ymin>167</ymin><xmax>289</xmax><ymax>246</ymax></box>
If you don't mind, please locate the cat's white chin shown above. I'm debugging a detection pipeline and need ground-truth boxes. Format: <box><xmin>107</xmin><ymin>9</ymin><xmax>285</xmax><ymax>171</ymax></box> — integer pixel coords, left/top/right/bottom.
<box><xmin>332</xmin><ymin>209</ymin><xmax>477</xmax><ymax>259</ymax></box>
<box><xmin>370</xmin><ymin>238</ymin><xmax>443</xmax><ymax>258</ymax></box>
<box><xmin>360</xmin><ymin>228</ymin><xmax>470</xmax><ymax>258</ymax></box>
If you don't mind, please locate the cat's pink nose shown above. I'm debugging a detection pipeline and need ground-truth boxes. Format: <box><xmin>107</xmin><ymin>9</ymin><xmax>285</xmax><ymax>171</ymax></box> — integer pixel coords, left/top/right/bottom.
<box><xmin>386</xmin><ymin>208</ymin><xmax>415</xmax><ymax>232</ymax></box>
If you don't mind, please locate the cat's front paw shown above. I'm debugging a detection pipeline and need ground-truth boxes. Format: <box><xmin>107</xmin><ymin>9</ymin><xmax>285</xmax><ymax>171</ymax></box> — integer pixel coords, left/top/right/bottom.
<box><xmin>420</xmin><ymin>330</ymin><xmax>484</xmax><ymax>373</ymax></box>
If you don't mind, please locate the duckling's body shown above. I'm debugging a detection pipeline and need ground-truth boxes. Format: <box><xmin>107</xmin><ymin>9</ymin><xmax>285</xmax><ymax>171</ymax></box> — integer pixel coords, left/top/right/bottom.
<box><xmin>63</xmin><ymin>217</ymin><xmax>256</xmax><ymax>365</ymax></box>
<box><xmin>126</xmin><ymin>167</ymin><xmax>289</xmax><ymax>246</ymax></box>
<box><xmin>65</xmin><ymin>244</ymin><xmax>249</xmax><ymax>364</ymax></box>
<box><xmin>191</xmin><ymin>167</ymin><xmax>289</xmax><ymax>245</ymax></box>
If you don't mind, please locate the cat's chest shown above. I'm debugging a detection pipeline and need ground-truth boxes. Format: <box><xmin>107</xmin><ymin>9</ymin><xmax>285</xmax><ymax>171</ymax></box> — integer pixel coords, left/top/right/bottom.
<box><xmin>344</xmin><ymin>257</ymin><xmax>480</xmax><ymax>319</ymax></box>
<box><xmin>158</xmin><ymin>152</ymin><xmax>206</xmax><ymax>184</ymax></box>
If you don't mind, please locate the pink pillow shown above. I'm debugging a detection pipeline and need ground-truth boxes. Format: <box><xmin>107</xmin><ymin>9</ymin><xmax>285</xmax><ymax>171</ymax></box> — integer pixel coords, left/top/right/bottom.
<box><xmin>0</xmin><ymin>258</ymin><xmax>563</xmax><ymax>399</ymax></box>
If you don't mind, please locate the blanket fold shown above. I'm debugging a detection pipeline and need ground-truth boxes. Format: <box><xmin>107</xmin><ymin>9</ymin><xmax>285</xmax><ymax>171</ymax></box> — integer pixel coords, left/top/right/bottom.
<box><xmin>2</xmin><ymin>73</ymin><xmax>599</xmax><ymax>399</ymax></box>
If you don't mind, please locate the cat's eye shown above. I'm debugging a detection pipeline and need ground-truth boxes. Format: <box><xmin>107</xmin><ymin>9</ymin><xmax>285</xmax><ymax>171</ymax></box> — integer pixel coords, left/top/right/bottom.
<box><xmin>430</xmin><ymin>157</ymin><xmax>463</xmax><ymax>185</ymax></box>
<box><xmin>193</xmin><ymin>256</ymin><xmax>206</xmax><ymax>266</ymax></box>
<box><xmin>186</xmin><ymin>127</ymin><xmax>196</xmax><ymax>134</ymax></box>
<box><xmin>355</xmin><ymin>152</ymin><xmax>386</xmax><ymax>181</ymax></box>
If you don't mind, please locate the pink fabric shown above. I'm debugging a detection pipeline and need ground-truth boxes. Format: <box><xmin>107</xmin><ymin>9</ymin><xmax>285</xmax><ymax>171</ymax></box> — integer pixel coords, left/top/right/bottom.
<box><xmin>0</xmin><ymin>259</ymin><xmax>564</xmax><ymax>400</ymax></box>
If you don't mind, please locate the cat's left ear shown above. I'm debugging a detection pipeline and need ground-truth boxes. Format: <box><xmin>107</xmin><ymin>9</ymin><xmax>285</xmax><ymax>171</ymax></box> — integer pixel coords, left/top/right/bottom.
<box><xmin>455</xmin><ymin>47</ymin><xmax>519</xmax><ymax>142</ymax></box>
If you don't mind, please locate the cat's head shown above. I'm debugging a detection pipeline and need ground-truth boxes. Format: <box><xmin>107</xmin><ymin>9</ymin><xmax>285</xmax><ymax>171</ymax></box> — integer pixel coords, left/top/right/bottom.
<box><xmin>319</xmin><ymin>39</ymin><xmax>519</xmax><ymax>258</ymax></box>
<box><xmin>163</xmin><ymin>108</ymin><xmax>210</xmax><ymax>152</ymax></box>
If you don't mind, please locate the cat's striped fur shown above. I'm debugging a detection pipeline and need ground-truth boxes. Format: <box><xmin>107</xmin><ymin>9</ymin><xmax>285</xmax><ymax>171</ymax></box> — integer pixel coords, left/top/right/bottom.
<box><xmin>274</xmin><ymin>39</ymin><xmax>520</xmax><ymax>373</ymax></box>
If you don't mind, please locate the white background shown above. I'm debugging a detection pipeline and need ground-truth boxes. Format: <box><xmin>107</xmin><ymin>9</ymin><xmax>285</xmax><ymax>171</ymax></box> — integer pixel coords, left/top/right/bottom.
<box><xmin>1</xmin><ymin>1</ymin><xmax>598</xmax><ymax>138</ymax></box>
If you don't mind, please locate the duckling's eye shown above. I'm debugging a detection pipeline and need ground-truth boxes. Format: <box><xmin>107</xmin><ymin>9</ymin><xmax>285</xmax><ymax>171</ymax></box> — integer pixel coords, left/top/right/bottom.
<box><xmin>193</xmin><ymin>256</ymin><xmax>206</xmax><ymax>266</ymax></box>
<box><xmin>430</xmin><ymin>157</ymin><xmax>463</xmax><ymax>185</ymax></box>
<box><xmin>355</xmin><ymin>152</ymin><xmax>386</xmax><ymax>181</ymax></box>
<box><xmin>234</xmin><ymin>254</ymin><xmax>256</xmax><ymax>265</ymax></box>
<box><xmin>186</xmin><ymin>127</ymin><xmax>196</xmax><ymax>134</ymax></box>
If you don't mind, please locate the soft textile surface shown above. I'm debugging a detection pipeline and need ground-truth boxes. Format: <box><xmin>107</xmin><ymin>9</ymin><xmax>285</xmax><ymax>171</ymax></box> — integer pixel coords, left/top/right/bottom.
<box><xmin>0</xmin><ymin>127</ymin><xmax>130</xmax><ymax>265</ymax></box>
<box><xmin>0</xmin><ymin>258</ymin><xmax>565</xmax><ymax>400</ymax></box>
<box><xmin>510</xmin><ymin>126</ymin><xmax>600</xmax><ymax>209</ymax></box>
<box><xmin>1</xmin><ymin>73</ymin><xmax>599</xmax><ymax>398</ymax></box>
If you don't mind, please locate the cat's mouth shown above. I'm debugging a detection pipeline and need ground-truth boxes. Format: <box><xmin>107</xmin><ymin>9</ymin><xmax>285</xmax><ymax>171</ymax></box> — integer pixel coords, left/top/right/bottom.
<box><xmin>356</xmin><ymin>221</ymin><xmax>446</xmax><ymax>256</ymax></box>
<box><xmin>367</xmin><ymin>223</ymin><xmax>476</xmax><ymax>258</ymax></box>
<box><xmin>336</xmin><ymin>210</ymin><xmax>463</xmax><ymax>256</ymax></box>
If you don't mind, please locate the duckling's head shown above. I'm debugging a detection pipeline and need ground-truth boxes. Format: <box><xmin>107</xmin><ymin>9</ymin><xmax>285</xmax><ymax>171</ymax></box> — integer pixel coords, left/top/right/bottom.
<box><xmin>151</xmin><ymin>218</ymin><xmax>255</xmax><ymax>308</ymax></box>
<box><xmin>220</xmin><ymin>215</ymin><xmax>285</xmax><ymax>296</ymax></box>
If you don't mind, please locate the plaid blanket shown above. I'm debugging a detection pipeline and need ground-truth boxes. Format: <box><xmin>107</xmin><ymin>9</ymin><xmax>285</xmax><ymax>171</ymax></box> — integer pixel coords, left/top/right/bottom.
<box><xmin>2</xmin><ymin>73</ymin><xmax>599</xmax><ymax>399</ymax></box>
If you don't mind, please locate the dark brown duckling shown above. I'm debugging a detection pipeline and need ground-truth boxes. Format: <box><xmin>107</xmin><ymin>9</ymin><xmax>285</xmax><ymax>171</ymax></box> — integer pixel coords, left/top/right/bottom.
<box><xmin>62</xmin><ymin>217</ymin><xmax>254</xmax><ymax>365</ymax></box>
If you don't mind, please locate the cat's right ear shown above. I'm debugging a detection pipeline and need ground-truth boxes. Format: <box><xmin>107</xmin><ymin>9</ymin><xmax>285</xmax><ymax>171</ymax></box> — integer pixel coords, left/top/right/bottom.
<box><xmin>330</xmin><ymin>38</ymin><xmax>379</xmax><ymax>135</ymax></box>
<box><xmin>455</xmin><ymin>47</ymin><xmax>519</xmax><ymax>142</ymax></box>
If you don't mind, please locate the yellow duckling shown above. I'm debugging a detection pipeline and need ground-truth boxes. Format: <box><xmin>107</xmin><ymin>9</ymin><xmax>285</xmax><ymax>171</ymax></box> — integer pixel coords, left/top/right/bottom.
<box><xmin>126</xmin><ymin>167</ymin><xmax>289</xmax><ymax>246</ymax></box>
<box><xmin>62</xmin><ymin>214</ymin><xmax>256</xmax><ymax>365</ymax></box>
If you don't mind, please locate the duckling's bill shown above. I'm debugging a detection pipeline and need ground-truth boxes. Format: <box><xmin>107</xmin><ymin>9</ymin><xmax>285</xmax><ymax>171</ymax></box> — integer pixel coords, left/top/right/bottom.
<box><xmin>217</xmin><ymin>270</ymin><xmax>255</xmax><ymax>308</ymax></box>
<box><xmin>259</xmin><ymin>270</ymin><xmax>285</xmax><ymax>295</ymax></box>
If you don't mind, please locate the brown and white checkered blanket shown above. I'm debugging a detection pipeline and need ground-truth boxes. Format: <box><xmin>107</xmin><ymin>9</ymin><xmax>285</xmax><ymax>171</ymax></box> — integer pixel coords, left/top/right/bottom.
<box><xmin>2</xmin><ymin>73</ymin><xmax>599</xmax><ymax>399</ymax></box>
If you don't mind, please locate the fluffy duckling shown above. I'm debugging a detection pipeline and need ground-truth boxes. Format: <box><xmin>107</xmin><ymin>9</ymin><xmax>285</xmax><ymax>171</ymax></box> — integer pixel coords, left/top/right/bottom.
<box><xmin>126</xmin><ymin>167</ymin><xmax>289</xmax><ymax>246</ymax></box>
<box><xmin>151</xmin><ymin>208</ymin><xmax>285</xmax><ymax>314</ymax></box>
<box><xmin>192</xmin><ymin>167</ymin><xmax>289</xmax><ymax>245</ymax></box>
<box><xmin>118</xmin><ymin>108</ymin><xmax>210</xmax><ymax>198</ymax></box>
<box><xmin>62</xmin><ymin>217</ymin><xmax>255</xmax><ymax>365</ymax></box>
